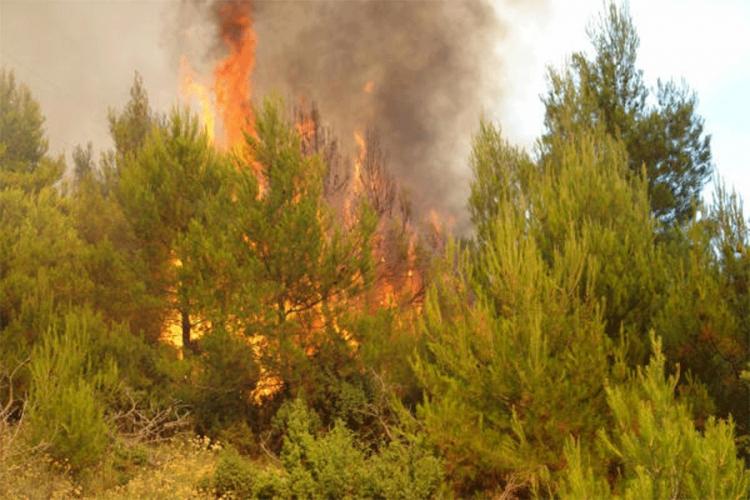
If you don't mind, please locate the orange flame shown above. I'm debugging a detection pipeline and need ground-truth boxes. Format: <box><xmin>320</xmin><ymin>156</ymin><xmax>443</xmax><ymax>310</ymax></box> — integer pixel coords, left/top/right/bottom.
<box><xmin>180</xmin><ymin>57</ymin><xmax>216</xmax><ymax>142</ymax></box>
<box><xmin>344</xmin><ymin>129</ymin><xmax>367</xmax><ymax>222</ymax></box>
<box><xmin>214</xmin><ymin>0</ymin><xmax>256</xmax><ymax>148</ymax></box>
<box><xmin>296</xmin><ymin>116</ymin><xmax>316</xmax><ymax>143</ymax></box>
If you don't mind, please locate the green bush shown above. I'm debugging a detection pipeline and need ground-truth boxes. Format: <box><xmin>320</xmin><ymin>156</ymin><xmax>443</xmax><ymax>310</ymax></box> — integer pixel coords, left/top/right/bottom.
<box><xmin>25</xmin><ymin>313</ymin><xmax>113</xmax><ymax>471</ymax></box>
<box><xmin>210</xmin><ymin>400</ymin><xmax>445</xmax><ymax>499</ymax></box>
<box><xmin>212</xmin><ymin>447</ymin><xmax>285</xmax><ymax>499</ymax></box>
<box><xmin>281</xmin><ymin>401</ymin><xmax>369</xmax><ymax>498</ymax></box>
<box><xmin>212</xmin><ymin>447</ymin><xmax>256</xmax><ymax>498</ymax></box>
<box><xmin>560</xmin><ymin>334</ymin><xmax>750</xmax><ymax>499</ymax></box>
<box><xmin>368</xmin><ymin>436</ymin><xmax>447</xmax><ymax>499</ymax></box>
<box><xmin>190</xmin><ymin>328</ymin><xmax>260</xmax><ymax>436</ymax></box>
<box><xmin>279</xmin><ymin>399</ymin><xmax>444</xmax><ymax>499</ymax></box>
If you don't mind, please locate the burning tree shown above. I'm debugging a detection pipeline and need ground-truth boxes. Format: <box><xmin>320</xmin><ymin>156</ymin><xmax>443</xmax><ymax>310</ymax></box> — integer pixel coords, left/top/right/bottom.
<box><xmin>292</xmin><ymin>104</ymin><xmax>430</xmax><ymax>310</ymax></box>
<box><xmin>179</xmin><ymin>99</ymin><xmax>377</xmax><ymax>407</ymax></box>
<box><xmin>117</xmin><ymin>110</ymin><xmax>228</xmax><ymax>347</ymax></box>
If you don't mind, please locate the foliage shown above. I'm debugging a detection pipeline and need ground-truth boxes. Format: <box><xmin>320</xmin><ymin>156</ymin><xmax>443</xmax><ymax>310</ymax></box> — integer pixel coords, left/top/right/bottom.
<box><xmin>416</xmin><ymin>121</ymin><xmax>665</xmax><ymax>493</ymax></box>
<box><xmin>212</xmin><ymin>447</ymin><xmax>284</xmax><ymax>499</ymax></box>
<box><xmin>468</xmin><ymin>121</ymin><xmax>533</xmax><ymax>244</ymax></box>
<box><xmin>560</xmin><ymin>334</ymin><xmax>750</xmax><ymax>499</ymax></box>
<box><xmin>25</xmin><ymin>313</ymin><xmax>115</xmax><ymax>471</ymax></box>
<box><xmin>107</xmin><ymin>72</ymin><xmax>158</xmax><ymax>164</ymax></box>
<box><xmin>69</xmin><ymin>172</ymin><xmax>159</xmax><ymax>335</ymax></box>
<box><xmin>118</xmin><ymin>108</ymin><xmax>227</xmax><ymax>343</ymax></box>
<box><xmin>542</xmin><ymin>1</ymin><xmax>711</xmax><ymax>225</ymax></box>
<box><xmin>0</xmin><ymin>69</ymin><xmax>63</xmax><ymax>192</ymax></box>
<box><xmin>189</xmin><ymin>328</ymin><xmax>260</xmax><ymax>436</ymax></box>
<box><xmin>653</xmin><ymin>183</ymin><xmax>750</xmax><ymax>439</ymax></box>
<box><xmin>211</xmin><ymin>399</ymin><xmax>445</xmax><ymax>499</ymax></box>
<box><xmin>536</xmin><ymin>122</ymin><xmax>663</xmax><ymax>359</ymax></box>
<box><xmin>180</xmin><ymin>99</ymin><xmax>376</xmax><ymax>417</ymax></box>
<box><xmin>0</xmin><ymin>187</ymin><xmax>92</xmax><ymax>356</ymax></box>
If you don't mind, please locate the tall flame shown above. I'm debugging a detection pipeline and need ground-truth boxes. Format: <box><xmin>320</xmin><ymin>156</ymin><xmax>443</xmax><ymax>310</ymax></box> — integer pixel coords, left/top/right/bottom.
<box><xmin>172</xmin><ymin>2</ymin><xmax>435</xmax><ymax>369</ymax></box>
<box><xmin>214</xmin><ymin>0</ymin><xmax>255</xmax><ymax>147</ymax></box>
<box><xmin>180</xmin><ymin>56</ymin><xmax>216</xmax><ymax>142</ymax></box>
<box><xmin>178</xmin><ymin>0</ymin><xmax>255</xmax><ymax>149</ymax></box>
<box><xmin>343</xmin><ymin>129</ymin><xmax>367</xmax><ymax>224</ymax></box>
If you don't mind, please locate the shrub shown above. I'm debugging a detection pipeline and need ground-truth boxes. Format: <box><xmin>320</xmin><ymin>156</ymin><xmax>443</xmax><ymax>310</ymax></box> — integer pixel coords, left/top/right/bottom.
<box><xmin>560</xmin><ymin>334</ymin><xmax>750</xmax><ymax>499</ymax></box>
<box><xmin>279</xmin><ymin>399</ymin><xmax>445</xmax><ymax>499</ymax></box>
<box><xmin>368</xmin><ymin>435</ymin><xmax>447</xmax><ymax>499</ymax></box>
<box><xmin>281</xmin><ymin>402</ymin><xmax>369</xmax><ymax>498</ymax></box>
<box><xmin>25</xmin><ymin>313</ymin><xmax>112</xmax><ymax>471</ymax></box>
<box><xmin>212</xmin><ymin>447</ymin><xmax>286</xmax><ymax>499</ymax></box>
<box><xmin>212</xmin><ymin>447</ymin><xmax>257</xmax><ymax>498</ymax></box>
<box><xmin>190</xmin><ymin>328</ymin><xmax>261</xmax><ymax>436</ymax></box>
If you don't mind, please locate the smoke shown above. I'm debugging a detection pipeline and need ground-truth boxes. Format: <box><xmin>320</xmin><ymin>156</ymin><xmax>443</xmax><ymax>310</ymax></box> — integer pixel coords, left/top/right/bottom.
<box><xmin>178</xmin><ymin>0</ymin><xmax>522</xmax><ymax>230</ymax></box>
<box><xmin>2</xmin><ymin>0</ymin><xmax>547</xmax><ymax>230</ymax></box>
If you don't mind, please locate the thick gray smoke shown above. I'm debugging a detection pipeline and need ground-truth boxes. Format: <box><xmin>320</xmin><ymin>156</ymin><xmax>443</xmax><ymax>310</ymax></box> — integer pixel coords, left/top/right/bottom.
<box><xmin>254</xmin><ymin>1</ymin><xmax>502</xmax><ymax>228</ymax></box>
<box><xmin>2</xmin><ymin>0</ymin><xmax>546</xmax><ymax>230</ymax></box>
<box><xmin>178</xmin><ymin>0</ymin><xmax>513</xmax><ymax>230</ymax></box>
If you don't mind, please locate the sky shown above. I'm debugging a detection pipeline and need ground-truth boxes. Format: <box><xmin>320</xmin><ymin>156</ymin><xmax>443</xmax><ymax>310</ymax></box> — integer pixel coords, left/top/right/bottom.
<box><xmin>494</xmin><ymin>0</ymin><xmax>750</xmax><ymax>205</ymax></box>
<box><xmin>1</xmin><ymin>0</ymin><xmax>748</xmax><ymax>210</ymax></box>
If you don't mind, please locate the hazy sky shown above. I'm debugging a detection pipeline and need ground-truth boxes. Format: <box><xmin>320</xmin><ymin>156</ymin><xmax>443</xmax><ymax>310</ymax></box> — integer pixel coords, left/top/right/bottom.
<box><xmin>1</xmin><ymin>0</ymin><xmax>748</xmax><ymax>209</ymax></box>
<box><xmin>494</xmin><ymin>0</ymin><xmax>750</xmax><ymax>205</ymax></box>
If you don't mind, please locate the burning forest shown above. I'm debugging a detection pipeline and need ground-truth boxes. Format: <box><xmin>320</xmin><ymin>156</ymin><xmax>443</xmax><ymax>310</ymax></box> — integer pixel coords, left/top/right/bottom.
<box><xmin>1</xmin><ymin>1</ymin><xmax>749</xmax><ymax>498</ymax></box>
<box><xmin>173</xmin><ymin>0</ymin><xmax>448</xmax><ymax>346</ymax></box>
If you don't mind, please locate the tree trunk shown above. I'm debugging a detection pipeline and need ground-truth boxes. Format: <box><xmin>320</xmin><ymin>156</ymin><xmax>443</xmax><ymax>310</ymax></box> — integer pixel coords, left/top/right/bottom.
<box><xmin>181</xmin><ymin>309</ymin><xmax>192</xmax><ymax>352</ymax></box>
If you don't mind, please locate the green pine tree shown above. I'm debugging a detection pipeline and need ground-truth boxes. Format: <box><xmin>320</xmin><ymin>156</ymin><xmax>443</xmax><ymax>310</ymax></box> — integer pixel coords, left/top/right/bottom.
<box><xmin>542</xmin><ymin>1</ymin><xmax>712</xmax><ymax>226</ymax></box>
<box><xmin>117</xmin><ymin>108</ymin><xmax>227</xmax><ymax>344</ymax></box>
<box><xmin>560</xmin><ymin>334</ymin><xmax>750</xmax><ymax>499</ymax></box>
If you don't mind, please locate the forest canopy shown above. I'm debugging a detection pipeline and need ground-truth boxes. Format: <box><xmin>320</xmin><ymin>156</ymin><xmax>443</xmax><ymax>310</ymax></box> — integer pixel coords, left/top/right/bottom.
<box><xmin>0</xmin><ymin>2</ymin><xmax>748</xmax><ymax>498</ymax></box>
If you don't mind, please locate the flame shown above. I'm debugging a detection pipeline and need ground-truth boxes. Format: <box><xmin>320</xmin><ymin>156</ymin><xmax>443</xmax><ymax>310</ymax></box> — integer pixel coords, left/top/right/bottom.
<box><xmin>172</xmin><ymin>3</ymin><xmax>439</xmax><ymax>396</ymax></box>
<box><xmin>353</xmin><ymin>129</ymin><xmax>366</xmax><ymax>181</ymax></box>
<box><xmin>214</xmin><ymin>0</ymin><xmax>256</xmax><ymax>147</ymax></box>
<box><xmin>427</xmin><ymin>208</ymin><xmax>454</xmax><ymax>250</ymax></box>
<box><xmin>179</xmin><ymin>1</ymin><xmax>255</xmax><ymax>150</ymax></box>
<box><xmin>344</xmin><ymin>129</ymin><xmax>367</xmax><ymax>222</ymax></box>
<box><xmin>296</xmin><ymin>115</ymin><xmax>316</xmax><ymax>143</ymax></box>
<box><xmin>180</xmin><ymin>57</ymin><xmax>216</xmax><ymax>142</ymax></box>
<box><xmin>428</xmin><ymin>209</ymin><xmax>444</xmax><ymax>236</ymax></box>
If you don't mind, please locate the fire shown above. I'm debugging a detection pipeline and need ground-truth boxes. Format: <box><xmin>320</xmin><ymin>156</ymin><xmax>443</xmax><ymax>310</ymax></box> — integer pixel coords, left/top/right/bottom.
<box><xmin>172</xmin><ymin>1</ymin><xmax>257</xmax><ymax>351</ymax></box>
<box><xmin>354</xmin><ymin>129</ymin><xmax>366</xmax><ymax>154</ymax></box>
<box><xmin>178</xmin><ymin>0</ymin><xmax>255</xmax><ymax>150</ymax></box>
<box><xmin>214</xmin><ymin>0</ymin><xmax>255</xmax><ymax>147</ymax></box>
<box><xmin>171</xmin><ymin>0</ymin><xmax>439</xmax><ymax>395</ymax></box>
<box><xmin>180</xmin><ymin>57</ymin><xmax>216</xmax><ymax>142</ymax></box>
<box><xmin>342</xmin><ymin>129</ymin><xmax>366</xmax><ymax>224</ymax></box>
<box><xmin>352</xmin><ymin>130</ymin><xmax>366</xmax><ymax>192</ymax></box>
<box><xmin>295</xmin><ymin>115</ymin><xmax>316</xmax><ymax>143</ymax></box>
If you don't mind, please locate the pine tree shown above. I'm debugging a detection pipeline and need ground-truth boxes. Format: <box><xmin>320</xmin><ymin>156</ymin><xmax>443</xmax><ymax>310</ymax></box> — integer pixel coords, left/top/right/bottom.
<box><xmin>416</xmin><ymin>127</ymin><xmax>645</xmax><ymax>495</ymax></box>
<box><xmin>542</xmin><ymin>1</ymin><xmax>711</xmax><ymax>226</ymax></box>
<box><xmin>0</xmin><ymin>187</ymin><xmax>92</xmax><ymax>359</ymax></box>
<box><xmin>107</xmin><ymin>71</ymin><xmax>156</xmax><ymax>161</ymax></box>
<box><xmin>117</xmin><ymin>109</ymin><xmax>227</xmax><ymax>344</ymax></box>
<box><xmin>653</xmin><ymin>183</ymin><xmax>750</xmax><ymax>443</ymax></box>
<box><xmin>180</xmin><ymin>99</ymin><xmax>376</xmax><ymax>415</ymax></box>
<box><xmin>0</xmin><ymin>69</ymin><xmax>63</xmax><ymax>192</ymax></box>
<box><xmin>560</xmin><ymin>334</ymin><xmax>750</xmax><ymax>499</ymax></box>
<box><xmin>69</xmin><ymin>171</ymin><xmax>156</xmax><ymax>335</ymax></box>
<box><xmin>100</xmin><ymin>72</ymin><xmax>160</xmax><ymax>192</ymax></box>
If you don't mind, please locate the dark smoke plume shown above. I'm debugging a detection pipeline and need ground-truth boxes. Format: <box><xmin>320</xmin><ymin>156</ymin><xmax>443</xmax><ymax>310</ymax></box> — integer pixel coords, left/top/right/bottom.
<box><xmin>181</xmin><ymin>0</ymin><xmax>510</xmax><ymax>230</ymax></box>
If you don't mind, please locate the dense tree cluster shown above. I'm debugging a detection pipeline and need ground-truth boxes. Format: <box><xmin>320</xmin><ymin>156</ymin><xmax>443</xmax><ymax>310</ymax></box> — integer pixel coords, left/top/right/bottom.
<box><xmin>0</xmin><ymin>3</ymin><xmax>747</xmax><ymax>498</ymax></box>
